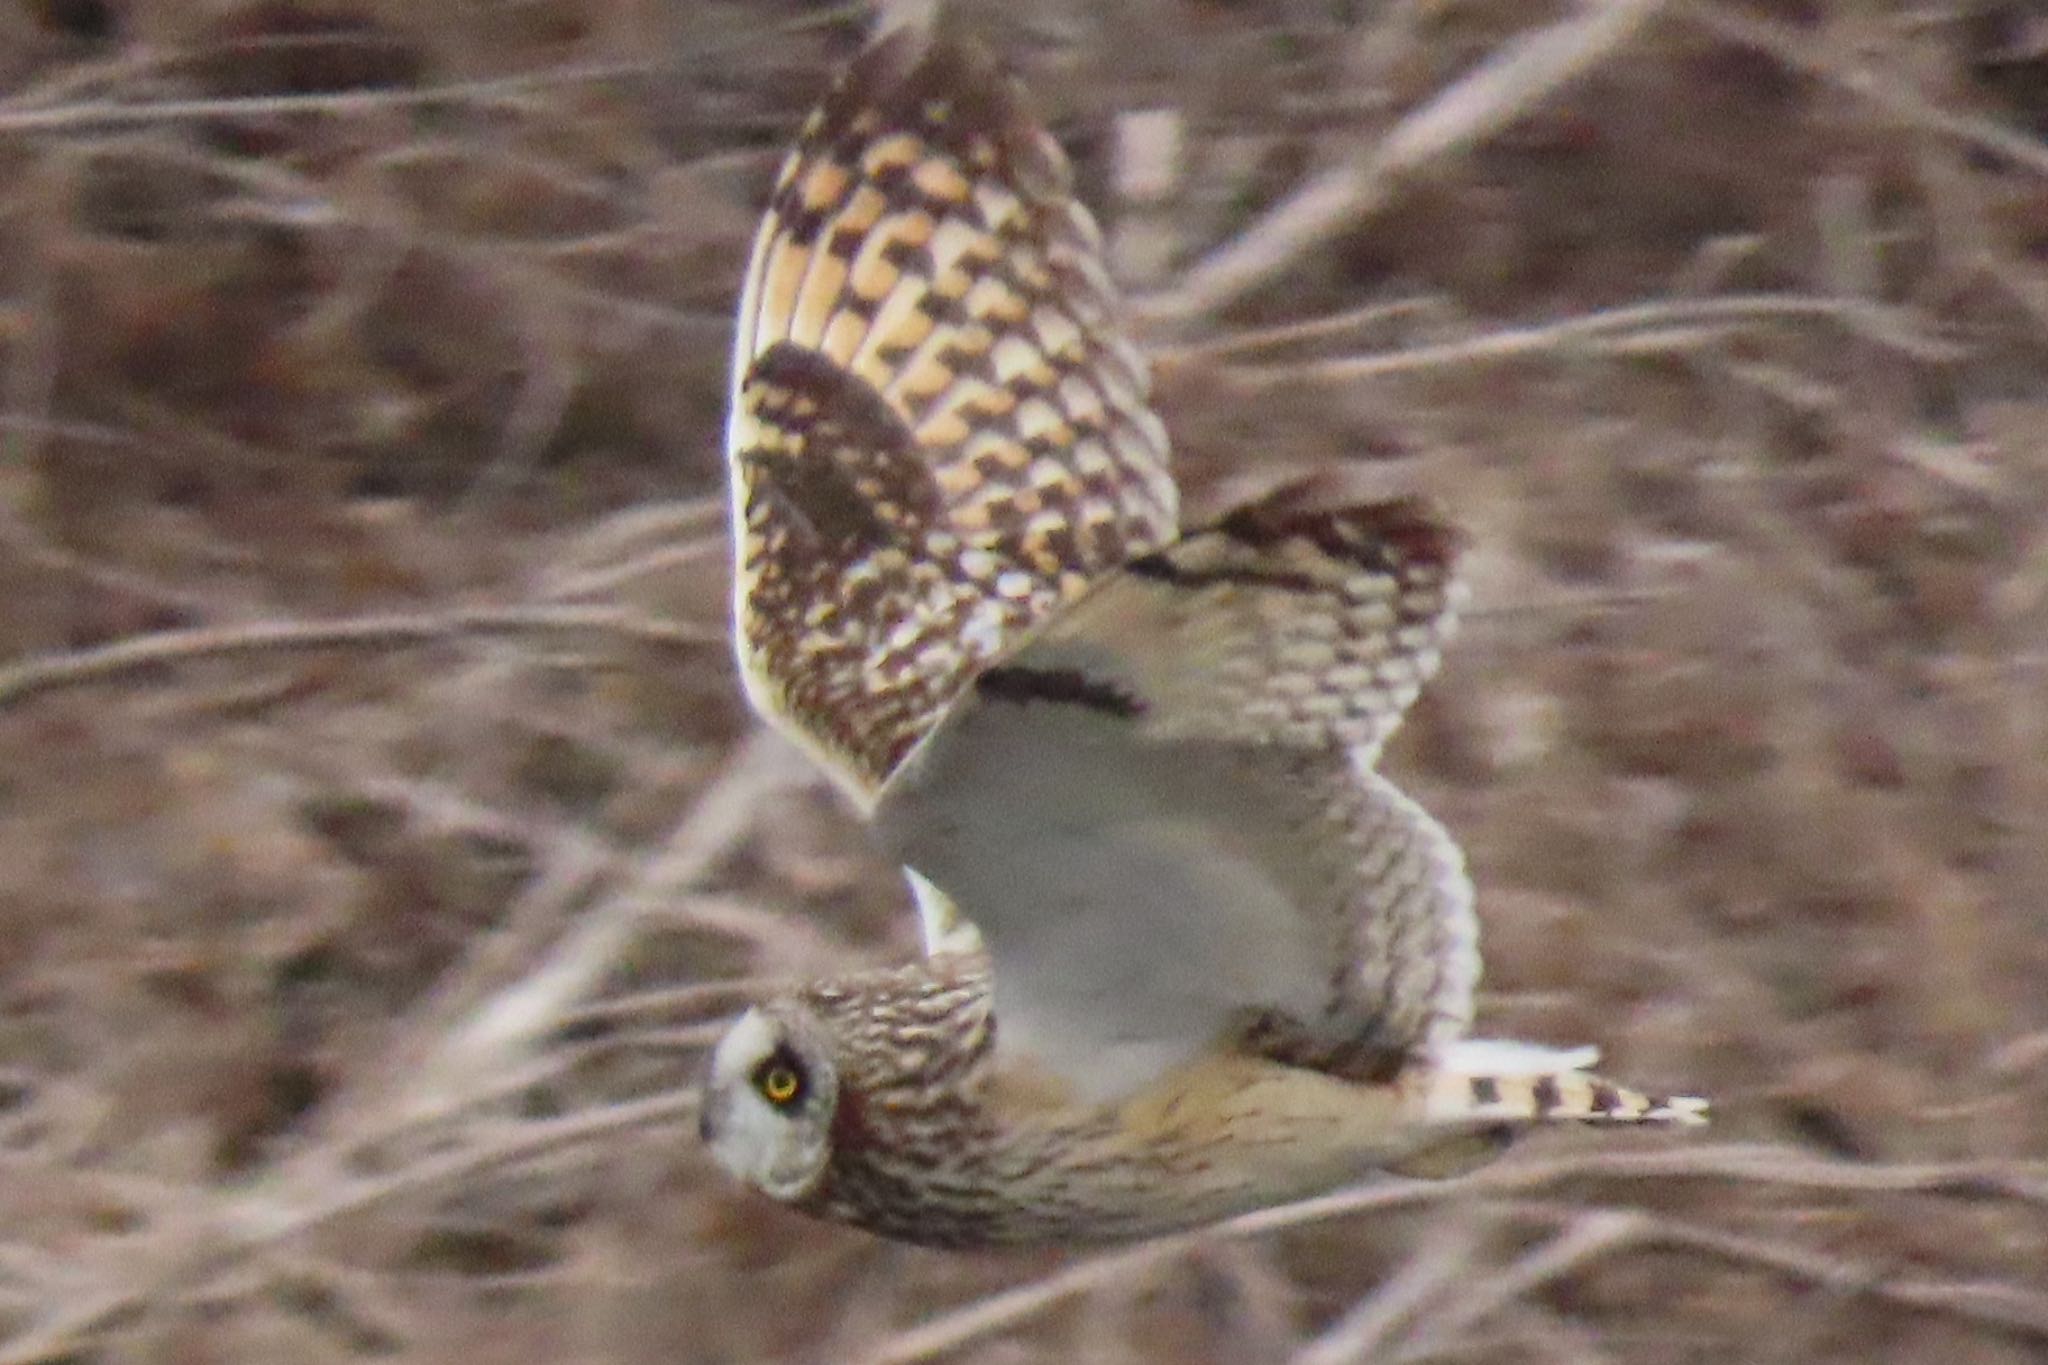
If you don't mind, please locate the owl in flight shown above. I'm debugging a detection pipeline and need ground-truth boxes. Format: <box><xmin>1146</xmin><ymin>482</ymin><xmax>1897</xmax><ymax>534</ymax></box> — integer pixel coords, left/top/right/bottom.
<box><xmin>701</xmin><ymin>27</ymin><xmax>1705</xmax><ymax>1249</ymax></box>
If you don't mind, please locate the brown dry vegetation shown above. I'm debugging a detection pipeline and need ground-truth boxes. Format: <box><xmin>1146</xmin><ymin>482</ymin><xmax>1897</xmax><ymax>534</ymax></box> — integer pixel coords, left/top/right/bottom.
<box><xmin>0</xmin><ymin>0</ymin><xmax>2041</xmax><ymax>1360</ymax></box>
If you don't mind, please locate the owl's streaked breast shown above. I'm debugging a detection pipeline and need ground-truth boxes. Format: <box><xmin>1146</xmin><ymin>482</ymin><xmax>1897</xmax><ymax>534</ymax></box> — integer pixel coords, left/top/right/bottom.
<box><xmin>788</xmin><ymin>957</ymin><xmax>1426</xmax><ymax>1249</ymax></box>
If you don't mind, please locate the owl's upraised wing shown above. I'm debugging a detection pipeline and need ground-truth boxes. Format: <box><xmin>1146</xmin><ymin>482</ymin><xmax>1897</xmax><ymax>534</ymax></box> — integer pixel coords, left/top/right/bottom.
<box><xmin>874</xmin><ymin>493</ymin><xmax>1478</xmax><ymax>1104</ymax></box>
<box><xmin>728</xmin><ymin>31</ymin><xmax>1178</xmax><ymax>820</ymax></box>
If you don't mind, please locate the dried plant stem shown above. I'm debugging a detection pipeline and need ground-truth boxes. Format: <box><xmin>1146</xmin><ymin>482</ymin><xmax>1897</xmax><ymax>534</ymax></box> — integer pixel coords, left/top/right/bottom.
<box><xmin>0</xmin><ymin>1094</ymin><xmax>697</xmax><ymax>1365</ymax></box>
<box><xmin>867</xmin><ymin>1145</ymin><xmax>2048</xmax><ymax>1362</ymax></box>
<box><xmin>1680</xmin><ymin>1</ymin><xmax>2048</xmax><ymax>181</ymax></box>
<box><xmin>1142</xmin><ymin>0</ymin><xmax>1669</xmax><ymax>326</ymax></box>
<box><xmin>392</xmin><ymin>731</ymin><xmax>803</xmax><ymax>1126</ymax></box>
<box><xmin>1204</xmin><ymin>295</ymin><xmax>1960</xmax><ymax>392</ymax></box>
<box><xmin>0</xmin><ymin>605</ymin><xmax>718</xmax><ymax>712</ymax></box>
<box><xmin>1291</xmin><ymin>1210</ymin><xmax>1497</xmax><ymax>1365</ymax></box>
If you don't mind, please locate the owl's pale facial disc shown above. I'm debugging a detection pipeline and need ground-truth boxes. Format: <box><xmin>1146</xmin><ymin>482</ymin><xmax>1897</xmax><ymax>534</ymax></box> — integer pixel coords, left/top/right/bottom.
<box><xmin>700</xmin><ymin>1007</ymin><xmax>837</xmax><ymax>1202</ymax></box>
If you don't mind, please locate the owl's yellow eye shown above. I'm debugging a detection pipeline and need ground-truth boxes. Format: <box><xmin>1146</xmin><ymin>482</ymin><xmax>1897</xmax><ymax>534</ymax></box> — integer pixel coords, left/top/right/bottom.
<box><xmin>753</xmin><ymin>1053</ymin><xmax>806</xmax><ymax>1107</ymax></box>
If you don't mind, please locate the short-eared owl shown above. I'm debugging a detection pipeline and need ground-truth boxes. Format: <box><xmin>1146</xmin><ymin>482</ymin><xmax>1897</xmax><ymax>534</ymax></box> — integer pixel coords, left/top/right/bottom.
<box><xmin>702</xmin><ymin>27</ymin><xmax>1704</xmax><ymax>1249</ymax></box>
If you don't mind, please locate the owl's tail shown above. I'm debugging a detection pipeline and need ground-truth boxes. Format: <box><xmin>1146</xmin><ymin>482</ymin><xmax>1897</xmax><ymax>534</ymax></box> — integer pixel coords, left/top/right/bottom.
<box><xmin>1380</xmin><ymin>1039</ymin><xmax>1704</xmax><ymax>1179</ymax></box>
<box><xmin>1406</xmin><ymin>1038</ymin><xmax>1709</xmax><ymax>1129</ymax></box>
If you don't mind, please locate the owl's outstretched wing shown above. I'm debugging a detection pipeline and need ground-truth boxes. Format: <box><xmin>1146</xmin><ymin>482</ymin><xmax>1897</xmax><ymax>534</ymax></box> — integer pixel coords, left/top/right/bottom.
<box><xmin>728</xmin><ymin>31</ymin><xmax>1178</xmax><ymax>814</ymax></box>
<box><xmin>874</xmin><ymin>493</ymin><xmax>1476</xmax><ymax>1104</ymax></box>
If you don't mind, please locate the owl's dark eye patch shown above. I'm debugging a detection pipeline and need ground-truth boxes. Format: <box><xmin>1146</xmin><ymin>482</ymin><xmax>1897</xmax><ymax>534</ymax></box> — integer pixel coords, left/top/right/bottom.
<box><xmin>752</xmin><ymin>1045</ymin><xmax>809</xmax><ymax>1108</ymax></box>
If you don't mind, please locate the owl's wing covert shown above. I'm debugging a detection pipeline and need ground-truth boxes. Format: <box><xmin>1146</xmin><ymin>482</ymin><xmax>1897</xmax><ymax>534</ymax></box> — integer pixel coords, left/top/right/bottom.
<box><xmin>728</xmin><ymin>31</ymin><xmax>1178</xmax><ymax>813</ymax></box>
<box><xmin>874</xmin><ymin>493</ymin><xmax>1478</xmax><ymax>1104</ymax></box>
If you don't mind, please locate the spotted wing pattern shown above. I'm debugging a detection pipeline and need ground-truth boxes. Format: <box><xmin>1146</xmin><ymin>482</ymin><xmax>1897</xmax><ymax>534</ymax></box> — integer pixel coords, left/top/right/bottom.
<box><xmin>990</xmin><ymin>488</ymin><xmax>1466</xmax><ymax>764</ymax></box>
<box><xmin>728</xmin><ymin>31</ymin><xmax>1178</xmax><ymax>807</ymax></box>
<box><xmin>876</xmin><ymin>494</ymin><xmax>1478</xmax><ymax>1101</ymax></box>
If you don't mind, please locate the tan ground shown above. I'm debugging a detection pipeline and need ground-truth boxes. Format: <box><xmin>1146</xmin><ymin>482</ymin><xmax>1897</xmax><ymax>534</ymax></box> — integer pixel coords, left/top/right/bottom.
<box><xmin>0</xmin><ymin>0</ymin><xmax>2041</xmax><ymax>1360</ymax></box>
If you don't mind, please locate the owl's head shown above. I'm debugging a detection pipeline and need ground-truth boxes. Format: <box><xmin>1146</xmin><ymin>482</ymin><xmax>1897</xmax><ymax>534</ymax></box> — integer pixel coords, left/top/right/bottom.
<box><xmin>699</xmin><ymin>1003</ymin><xmax>840</xmax><ymax>1202</ymax></box>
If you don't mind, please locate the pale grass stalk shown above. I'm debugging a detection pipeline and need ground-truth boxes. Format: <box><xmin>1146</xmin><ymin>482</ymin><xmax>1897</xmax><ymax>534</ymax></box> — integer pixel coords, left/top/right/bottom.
<box><xmin>1680</xmin><ymin>1</ymin><xmax>2048</xmax><ymax>181</ymax></box>
<box><xmin>538</xmin><ymin>498</ymin><xmax>725</xmax><ymax>586</ymax></box>
<box><xmin>556</xmin><ymin>978</ymin><xmax>778</xmax><ymax>1037</ymax></box>
<box><xmin>0</xmin><ymin>0</ymin><xmax>849</xmax><ymax>139</ymax></box>
<box><xmin>0</xmin><ymin>605</ymin><xmax>717</xmax><ymax>711</ymax></box>
<box><xmin>1388</xmin><ymin>1210</ymin><xmax>1646</xmax><ymax>1363</ymax></box>
<box><xmin>1142</xmin><ymin>0</ymin><xmax>1669</xmax><ymax>325</ymax></box>
<box><xmin>1290</xmin><ymin>1210</ymin><xmax>1496</xmax><ymax>1365</ymax></box>
<box><xmin>539</xmin><ymin>535</ymin><xmax>727</xmax><ymax>602</ymax></box>
<box><xmin>0</xmin><ymin>64</ymin><xmax>668</xmax><ymax>134</ymax></box>
<box><xmin>391</xmin><ymin>730</ymin><xmax>802</xmax><ymax>1127</ymax></box>
<box><xmin>865</xmin><ymin>1145</ymin><xmax>2048</xmax><ymax>1362</ymax></box>
<box><xmin>310</xmin><ymin>835</ymin><xmax>618</xmax><ymax>1142</ymax></box>
<box><xmin>1214</xmin><ymin>295</ymin><xmax>1961</xmax><ymax>392</ymax></box>
<box><xmin>454</xmin><ymin>287</ymin><xmax>580</xmax><ymax>517</ymax></box>
<box><xmin>0</xmin><ymin>1093</ymin><xmax>697</xmax><ymax>1365</ymax></box>
<box><xmin>1154</xmin><ymin>296</ymin><xmax>1448</xmax><ymax>368</ymax></box>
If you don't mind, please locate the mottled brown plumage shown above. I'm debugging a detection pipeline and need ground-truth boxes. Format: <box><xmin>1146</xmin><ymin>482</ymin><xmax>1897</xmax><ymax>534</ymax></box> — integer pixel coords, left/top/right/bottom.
<box><xmin>710</xmin><ymin>953</ymin><xmax>1699</xmax><ymax>1249</ymax></box>
<box><xmin>728</xmin><ymin>29</ymin><xmax>1175</xmax><ymax>806</ymax></box>
<box><xmin>703</xmin><ymin>27</ymin><xmax>1707</xmax><ymax>1251</ymax></box>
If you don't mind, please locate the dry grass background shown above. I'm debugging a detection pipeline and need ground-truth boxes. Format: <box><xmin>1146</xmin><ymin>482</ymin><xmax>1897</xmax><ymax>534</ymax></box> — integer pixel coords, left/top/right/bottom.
<box><xmin>0</xmin><ymin>0</ymin><xmax>2041</xmax><ymax>1360</ymax></box>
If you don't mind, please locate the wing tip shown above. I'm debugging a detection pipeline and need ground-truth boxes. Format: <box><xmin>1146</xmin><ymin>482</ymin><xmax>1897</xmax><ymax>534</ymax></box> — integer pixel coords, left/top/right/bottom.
<box><xmin>828</xmin><ymin>28</ymin><xmax>1066</xmax><ymax>198</ymax></box>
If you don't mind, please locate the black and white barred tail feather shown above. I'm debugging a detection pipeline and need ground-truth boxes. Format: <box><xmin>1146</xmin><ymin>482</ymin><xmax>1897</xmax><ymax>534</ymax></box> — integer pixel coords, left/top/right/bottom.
<box><xmin>1409</xmin><ymin>1040</ymin><xmax>1709</xmax><ymax>1129</ymax></box>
